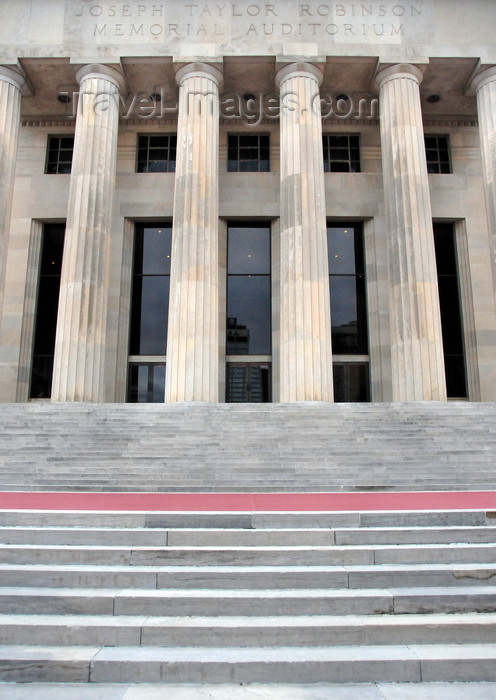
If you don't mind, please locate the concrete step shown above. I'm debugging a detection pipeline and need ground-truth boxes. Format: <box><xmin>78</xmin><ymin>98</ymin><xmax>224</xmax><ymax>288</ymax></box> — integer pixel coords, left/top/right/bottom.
<box><xmin>333</xmin><ymin>526</ymin><xmax>496</xmax><ymax>545</ymax></box>
<box><xmin>1</xmin><ymin>562</ymin><xmax>496</xmax><ymax>590</ymax></box>
<box><xmin>0</xmin><ymin>527</ymin><xmax>336</xmax><ymax>547</ymax></box>
<box><xmin>0</xmin><ymin>509</ymin><xmax>491</xmax><ymax>529</ymax></box>
<box><xmin>1</xmin><ymin>682</ymin><xmax>496</xmax><ymax>700</ymax></box>
<box><xmin>3</xmin><ymin>525</ymin><xmax>495</xmax><ymax>546</ymax></box>
<box><xmin>1</xmin><ymin>542</ymin><xmax>495</xmax><ymax>566</ymax></box>
<box><xmin>1</xmin><ymin>586</ymin><xmax>496</xmax><ymax>617</ymax></box>
<box><xmin>2</xmin><ymin>643</ymin><xmax>496</xmax><ymax>684</ymax></box>
<box><xmin>0</xmin><ymin>613</ymin><xmax>496</xmax><ymax>647</ymax></box>
<box><xmin>1</xmin><ymin>612</ymin><xmax>495</xmax><ymax>648</ymax></box>
<box><xmin>0</xmin><ymin>586</ymin><xmax>394</xmax><ymax>616</ymax></box>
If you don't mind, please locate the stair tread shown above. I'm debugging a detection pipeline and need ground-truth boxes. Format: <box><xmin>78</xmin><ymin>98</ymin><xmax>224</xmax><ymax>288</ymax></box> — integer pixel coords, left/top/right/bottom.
<box><xmin>2</xmin><ymin>584</ymin><xmax>496</xmax><ymax>597</ymax></box>
<box><xmin>1</xmin><ymin>611</ymin><xmax>495</xmax><ymax>626</ymax></box>
<box><xmin>3</xmin><ymin>643</ymin><xmax>496</xmax><ymax>661</ymax></box>
<box><xmin>1</xmin><ymin>561</ymin><xmax>495</xmax><ymax>571</ymax></box>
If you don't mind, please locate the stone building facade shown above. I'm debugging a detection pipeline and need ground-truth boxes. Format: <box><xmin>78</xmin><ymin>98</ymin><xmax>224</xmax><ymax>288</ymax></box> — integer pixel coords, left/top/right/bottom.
<box><xmin>0</xmin><ymin>0</ymin><xmax>496</xmax><ymax>404</ymax></box>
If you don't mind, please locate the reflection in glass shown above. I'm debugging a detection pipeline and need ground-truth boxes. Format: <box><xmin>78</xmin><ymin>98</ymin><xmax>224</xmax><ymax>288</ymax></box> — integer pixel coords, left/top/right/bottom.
<box><xmin>131</xmin><ymin>277</ymin><xmax>170</xmax><ymax>355</ymax></box>
<box><xmin>227</xmin><ymin>317</ymin><xmax>250</xmax><ymax>354</ymax></box>
<box><xmin>329</xmin><ymin>276</ymin><xmax>367</xmax><ymax>354</ymax></box>
<box><xmin>128</xmin><ymin>363</ymin><xmax>166</xmax><ymax>403</ymax></box>
<box><xmin>227</xmin><ymin>276</ymin><xmax>271</xmax><ymax>355</ymax></box>
<box><xmin>132</xmin><ymin>365</ymin><xmax>149</xmax><ymax>403</ymax></box>
<box><xmin>152</xmin><ymin>365</ymin><xmax>166</xmax><ymax>402</ymax></box>
<box><xmin>227</xmin><ymin>223</ymin><xmax>271</xmax><ymax>356</ymax></box>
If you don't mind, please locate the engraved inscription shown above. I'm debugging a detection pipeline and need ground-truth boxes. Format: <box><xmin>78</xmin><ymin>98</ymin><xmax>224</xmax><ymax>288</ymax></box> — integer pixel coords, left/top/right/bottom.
<box><xmin>70</xmin><ymin>1</ymin><xmax>423</xmax><ymax>42</ymax></box>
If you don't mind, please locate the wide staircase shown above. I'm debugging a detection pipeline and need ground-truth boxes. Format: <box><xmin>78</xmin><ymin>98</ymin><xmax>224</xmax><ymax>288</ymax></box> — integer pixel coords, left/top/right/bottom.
<box><xmin>0</xmin><ymin>508</ymin><xmax>496</xmax><ymax>683</ymax></box>
<box><xmin>0</xmin><ymin>401</ymin><xmax>496</xmax><ymax>491</ymax></box>
<box><xmin>0</xmin><ymin>401</ymin><xmax>496</xmax><ymax>686</ymax></box>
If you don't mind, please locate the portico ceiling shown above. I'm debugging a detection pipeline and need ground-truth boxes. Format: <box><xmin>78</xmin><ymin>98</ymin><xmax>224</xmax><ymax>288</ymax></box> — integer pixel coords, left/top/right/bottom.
<box><xmin>17</xmin><ymin>55</ymin><xmax>479</xmax><ymax>120</ymax></box>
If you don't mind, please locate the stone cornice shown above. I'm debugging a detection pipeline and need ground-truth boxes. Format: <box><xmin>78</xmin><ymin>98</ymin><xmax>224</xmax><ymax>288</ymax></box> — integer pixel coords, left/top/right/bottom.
<box><xmin>20</xmin><ymin>117</ymin><xmax>478</xmax><ymax>128</ymax></box>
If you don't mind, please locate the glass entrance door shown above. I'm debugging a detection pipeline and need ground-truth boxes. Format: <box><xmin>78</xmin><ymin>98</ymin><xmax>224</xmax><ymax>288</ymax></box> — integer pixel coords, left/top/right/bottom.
<box><xmin>226</xmin><ymin>363</ymin><xmax>271</xmax><ymax>402</ymax></box>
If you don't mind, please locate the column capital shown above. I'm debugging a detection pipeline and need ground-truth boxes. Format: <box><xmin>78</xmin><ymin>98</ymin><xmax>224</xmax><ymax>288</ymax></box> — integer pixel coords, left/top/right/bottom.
<box><xmin>470</xmin><ymin>65</ymin><xmax>496</xmax><ymax>93</ymax></box>
<box><xmin>175</xmin><ymin>62</ymin><xmax>223</xmax><ymax>88</ymax></box>
<box><xmin>374</xmin><ymin>63</ymin><xmax>425</xmax><ymax>90</ymax></box>
<box><xmin>275</xmin><ymin>62</ymin><xmax>323</xmax><ymax>88</ymax></box>
<box><xmin>75</xmin><ymin>64</ymin><xmax>125</xmax><ymax>91</ymax></box>
<box><xmin>0</xmin><ymin>65</ymin><xmax>26</xmax><ymax>92</ymax></box>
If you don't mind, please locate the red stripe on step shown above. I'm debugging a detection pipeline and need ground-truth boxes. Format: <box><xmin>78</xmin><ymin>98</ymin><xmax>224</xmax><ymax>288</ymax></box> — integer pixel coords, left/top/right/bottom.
<box><xmin>0</xmin><ymin>491</ymin><xmax>496</xmax><ymax>512</ymax></box>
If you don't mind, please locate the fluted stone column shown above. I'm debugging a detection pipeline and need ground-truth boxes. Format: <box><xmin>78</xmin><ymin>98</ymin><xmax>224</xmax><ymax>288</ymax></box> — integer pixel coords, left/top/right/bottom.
<box><xmin>51</xmin><ymin>64</ymin><xmax>123</xmax><ymax>402</ymax></box>
<box><xmin>0</xmin><ymin>66</ymin><xmax>24</xmax><ymax>318</ymax></box>
<box><xmin>471</xmin><ymin>66</ymin><xmax>496</xmax><ymax>289</ymax></box>
<box><xmin>165</xmin><ymin>63</ymin><xmax>222</xmax><ymax>402</ymax></box>
<box><xmin>376</xmin><ymin>63</ymin><xmax>446</xmax><ymax>402</ymax></box>
<box><xmin>276</xmin><ymin>62</ymin><xmax>333</xmax><ymax>402</ymax></box>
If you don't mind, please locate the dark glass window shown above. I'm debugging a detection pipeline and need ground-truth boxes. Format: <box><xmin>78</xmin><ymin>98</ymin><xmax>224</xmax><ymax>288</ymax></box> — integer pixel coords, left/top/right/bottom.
<box><xmin>226</xmin><ymin>363</ymin><xmax>271</xmax><ymax>402</ymax></box>
<box><xmin>45</xmin><ymin>136</ymin><xmax>74</xmax><ymax>174</ymax></box>
<box><xmin>30</xmin><ymin>223</ymin><xmax>65</xmax><ymax>398</ymax></box>
<box><xmin>136</xmin><ymin>135</ymin><xmax>177</xmax><ymax>173</ymax></box>
<box><xmin>228</xmin><ymin>134</ymin><xmax>270</xmax><ymax>172</ymax></box>
<box><xmin>425</xmin><ymin>136</ymin><xmax>451</xmax><ymax>174</ymax></box>
<box><xmin>333</xmin><ymin>363</ymin><xmax>370</xmax><ymax>402</ymax></box>
<box><xmin>227</xmin><ymin>223</ymin><xmax>271</xmax><ymax>356</ymax></box>
<box><xmin>128</xmin><ymin>363</ymin><xmax>166</xmax><ymax>403</ymax></box>
<box><xmin>434</xmin><ymin>223</ymin><xmax>467</xmax><ymax>398</ymax></box>
<box><xmin>323</xmin><ymin>135</ymin><xmax>360</xmax><ymax>173</ymax></box>
<box><xmin>129</xmin><ymin>224</ymin><xmax>172</xmax><ymax>356</ymax></box>
<box><xmin>327</xmin><ymin>224</ymin><xmax>368</xmax><ymax>354</ymax></box>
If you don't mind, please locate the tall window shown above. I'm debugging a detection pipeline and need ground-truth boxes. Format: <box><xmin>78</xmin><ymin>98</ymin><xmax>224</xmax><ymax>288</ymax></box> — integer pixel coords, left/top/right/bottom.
<box><xmin>128</xmin><ymin>224</ymin><xmax>172</xmax><ymax>402</ymax></box>
<box><xmin>425</xmin><ymin>136</ymin><xmax>451</xmax><ymax>173</ymax></box>
<box><xmin>434</xmin><ymin>223</ymin><xmax>467</xmax><ymax>398</ymax></box>
<box><xmin>327</xmin><ymin>223</ymin><xmax>369</xmax><ymax>402</ymax></box>
<box><xmin>228</xmin><ymin>134</ymin><xmax>270</xmax><ymax>172</ymax></box>
<box><xmin>30</xmin><ymin>224</ymin><xmax>65</xmax><ymax>398</ymax></box>
<box><xmin>226</xmin><ymin>222</ymin><xmax>271</xmax><ymax>402</ymax></box>
<box><xmin>45</xmin><ymin>136</ymin><xmax>74</xmax><ymax>174</ymax></box>
<box><xmin>323</xmin><ymin>135</ymin><xmax>360</xmax><ymax>173</ymax></box>
<box><xmin>136</xmin><ymin>135</ymin><xmax>177</xmax><ymax>173</ymax></box>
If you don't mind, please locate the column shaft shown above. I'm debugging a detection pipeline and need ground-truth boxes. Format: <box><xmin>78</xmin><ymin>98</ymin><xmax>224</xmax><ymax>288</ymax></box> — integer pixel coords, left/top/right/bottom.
<box><xmin>165</xmin><ymin>63</ymin><xmax>222</xmax><ymax>402</ymax></box>
<box><xmin>0</xmin><ymin>67</ymin><xmax>23</xmax><ymax>318</ymax></box>
<box><xmin>472</xmin><ymin>67</ymin><xmax>496</xmax><ymax>290</ymax></box>
<box><xmin>277</xmin><ymin>63</ymin><xmax>333</xmax><ymax>402</ymax></box>
<box><xmin>377</xmin><ymin>64</ymin><xmax>446</xmax><ymax>401</ymax></box>
<box><xmin>51</xmin><ymin>65</ymin><xmax>121</xmax><ymax>402</ymax></box>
